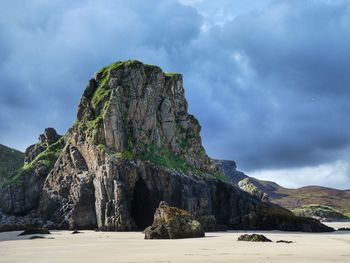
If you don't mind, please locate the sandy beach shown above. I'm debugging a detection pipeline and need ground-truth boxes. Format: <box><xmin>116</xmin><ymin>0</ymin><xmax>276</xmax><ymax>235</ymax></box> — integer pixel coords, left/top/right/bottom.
<box><xmin>0</xmin><ymin>222</ymin><xmax>349</xmax><ymax>263</ymax></box>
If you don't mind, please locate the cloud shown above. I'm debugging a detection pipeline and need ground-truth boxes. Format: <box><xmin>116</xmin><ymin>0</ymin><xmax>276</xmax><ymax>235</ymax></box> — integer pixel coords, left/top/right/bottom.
<box><xmin>182</xmin><ymin>0</ymin><xmax>350</xmax><ymax>174</ymax></box>
<box><xmin>1</xmin><ymin>0</ymin><xmax>350</xmax><ymax>188</ymax></box>
<box><xmin>249</xmin><ymin>159</ymin><xmax>350</xmax><ymax>190</ymax></box>
<box><xmin>0</xmin><ymin>0</ymin><xmax>201</xmax><ymax>149</ymax></box>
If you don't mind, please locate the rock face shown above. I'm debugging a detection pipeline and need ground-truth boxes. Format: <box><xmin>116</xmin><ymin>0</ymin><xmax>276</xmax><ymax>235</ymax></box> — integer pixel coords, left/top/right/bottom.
<box><xmin>144</xmin><ymin>201</ymin><xmax>204</xmax><ymax>239</ymax></box>
<box><xmin>0</xmin><ymin>60</ymin><xmax>334</xmax><ymax>233</ymax></box>
<box><xmin>238</xmin><ymin>178</ymin><xmax>269</xmax><ymax>202</ymax></box>
<box><xmin>217</xmin><ymin>160</ymin><xmax>350</xmax><ymax>218</ymax></box>
<box><xmin>214</xmin><ymin>160</ymin><xmax>248</xmax><ymax>185</ymax></box>
<box><xmin>25</xmin><ymin>128</ymin><xmax>60</xmax><ymax>163</ymax></box>
<box><xmin>36</xmin><ymin>60</ymin><xmax>333</xmax><ymax>232</ymax></box>
<box><xmin>0</xmin><ymin>128</ymin><xmax>63</xmax><ymax>216</ymax></box>
<box><xmin>0</xmin><ymin>144</ymin><xmax>24</xmax><ymax>181</ymax></box>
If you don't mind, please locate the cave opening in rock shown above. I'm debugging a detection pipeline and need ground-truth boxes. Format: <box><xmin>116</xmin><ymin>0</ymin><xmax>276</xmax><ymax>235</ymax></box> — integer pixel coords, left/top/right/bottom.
<box><xmin>131</xmin><ymin>178</ymin><xmax>155</xmax><ymax>230</ymax></box>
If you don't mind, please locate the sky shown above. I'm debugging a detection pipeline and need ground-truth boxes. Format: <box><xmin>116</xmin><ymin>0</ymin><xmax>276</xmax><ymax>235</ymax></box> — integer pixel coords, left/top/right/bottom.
<box><xmin>1</xmin><ymin>0</ymin><xmax>350</xmax><ymax>189</ymax></box>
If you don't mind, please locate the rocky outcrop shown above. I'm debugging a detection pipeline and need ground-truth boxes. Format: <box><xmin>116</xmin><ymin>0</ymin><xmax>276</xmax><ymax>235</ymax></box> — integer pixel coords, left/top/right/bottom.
<box><xmin>36</xmin><ymin>60</ymin><xmax>334</xmax><ymax>232</ymax></box>
<box><xmin>214</xmin><ymin>160</ymin><xmax>248</xmax><ymax>185</ymax></box>
<box><xmin>292</xmin><ymin>205</ymin><xmax>349</xmax><ymax>222</ymax></box>
<box><xmin>238</xmin><ymin>178</ymin><xmax>269</xmax><ymax>202</ymax></box>
<box><xmin>218</xmin><ymin>160</ymin><xmax>350</xmax><ymax>217</ymax></box>
<box><xmin>0</xmin><ymin>128</ymin><xmax>64</xmax><ymax>216</ymax></box>
<box><xmin>18</xmin><ymin>228</ymin><xmax>50</xmax><ymax>236</ymax></box>
<box><xmin>144</xmin><ymin>202</ymin><xmax>204</xmax><ymax>239</ymax></box>
<box><xmin>24</xmin><ymin>128</ymin><xmax>60</xmax><ymax>163</ymax></box>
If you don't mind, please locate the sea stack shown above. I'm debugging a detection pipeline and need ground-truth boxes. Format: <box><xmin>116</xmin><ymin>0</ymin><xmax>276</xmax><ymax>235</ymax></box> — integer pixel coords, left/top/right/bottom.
<box><xmin>1</xmin><ymin>60</ymin><xmax>333</xmax><ymax>232</ymax></box>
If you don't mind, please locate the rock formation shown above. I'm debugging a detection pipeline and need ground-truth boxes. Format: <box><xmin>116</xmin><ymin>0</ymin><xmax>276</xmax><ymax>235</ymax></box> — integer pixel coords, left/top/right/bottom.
<box><xmin>0</xmin><ymin>60</ymin><xmax>334</xmax><ymax>232</ymax></box>
<box><xmin>216</xmin><ymin>160</ymin><xmax>350</xmax><ymax>219</ymax></box>
<box><xmin>0</xmin><ymin>144</ymin><xmax>24</xmax><ymax>181</ymax></box>
<box><xmin>0</xmin><ymin>128</ymin><xmax>64</xmax><ymax>216</ymax></box>
<box><xmin>144</xmin><ymin>201</ymin><xmax>205</xmax><ymax>239</ymax></box>
<box><xmin>238</xmin><ymin>178</ymin><xmax>269</xmax><ymax>202</ymax></box>
<box><xmin>292</xmin><ymin>205</ymin><xmax>349</xmax><ymax>222</ymax></box>
<box><xmin>37</xmin><ymin>60</ymin><xmax>332</xmax><ymax>232</ymax></box>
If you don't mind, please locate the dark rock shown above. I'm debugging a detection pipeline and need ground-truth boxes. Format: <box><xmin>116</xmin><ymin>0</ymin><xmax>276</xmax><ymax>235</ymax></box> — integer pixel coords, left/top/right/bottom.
<box><xmin>29</xmin><ymin>235</ymin><xmax>46</xmax><ymax>240</ymax></box>
<box><xmin>0</xmin><ymin>224</ymin><xmax>34</xmax><ymax>233</ymax></box>
<box><xmin>72</xmin><ymin>229</ymin><xmax>82</xmax><ymax>234</ymax></box>
<box><xmin>238</xmin><ymin>234</ymin><xmax>272</xmax><ymax>242</ymax></box>
<box><xmin>0</xmin><ymin>60</ymin><xmax>335</xmax><ymax>234</ymax></box>
<box><xmin>144</xmin><ymin>202</ymin><xmax>205</xmax><ymax>239</ymax></box>
<box><xmin>196</xmin><ymin>215</ymin><xmax>227</xmax><ymax>232</ymax></box>
<box><xmin>0</xmin><ymin>128</ymin><xmax>64</xmax><ymax>217</ymax></box>
<box><xmin>0</xmin><ymin>211</ymin><xmax>44</xmax><ymax>232</ymax></box>
<box><xmin>338</xmin><ymin>227</ymin><xmax>350</xmax><ymax>231</ymax></box>
<box><xmin>24</xmin><ymin>128</ymin><xmax>59</xmax><ymax>163</ymax></box>
<box><xmin>214</xmin><ymin>160</ymin><xmax>248</xmax><ymax>185</ymax></box>
<box><xmin>276</xmin><ymin>240</ymin><xmax>293</xmax><ymax>243</ymax></box>
<box><xmin>38</xmin><ymin>61</ymin><xmax>334</xmax><ymax>233</ymax></box>
<box><xmin>255</xmin><ymin>204</ymin><xmax>334</xmax><ymax>232</ymax></box>
<box><xmin>24</xmin><ymin>144</ymin><xmax>46</xmax><ymax>164</ymax></box>
<box><xmin>18</xmin><ymin>228</ymin><xmax>50</xmax><ymax>236</ymax></box>
<box><xmin>39</xmin><ymin>128</ymin><xmax>60</xmax><ymax>146</ymax></box>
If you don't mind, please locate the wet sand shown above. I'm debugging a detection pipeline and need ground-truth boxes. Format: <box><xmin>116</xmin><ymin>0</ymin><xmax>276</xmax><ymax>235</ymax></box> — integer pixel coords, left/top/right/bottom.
<box><xmin>1</xmin><ymin>222</ymin><xmax>350</xmax><ymax>263</ymax></box>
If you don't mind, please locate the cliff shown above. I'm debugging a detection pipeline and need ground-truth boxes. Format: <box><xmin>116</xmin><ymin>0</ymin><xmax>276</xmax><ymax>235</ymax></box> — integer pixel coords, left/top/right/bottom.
<box><xmin>0</xmin><ymin>128</ymin><xmax>64</xmax><ymax>216</ymax></box>
<box><xmin>216</xmin><ymin>160</ymin><xmax>350</xmax><ymax>220</ymax></box>
<box><xmin>1</xmin><ymin>60</ymin><xmax>333</xmax><ymax>232</ymax></box>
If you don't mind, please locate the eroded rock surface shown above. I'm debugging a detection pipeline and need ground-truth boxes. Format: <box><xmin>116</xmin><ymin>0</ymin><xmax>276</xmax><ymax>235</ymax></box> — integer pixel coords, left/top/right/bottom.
<box><xmin>144</xmin><ymin>202</ymin><xmax>205</xmax><ymax>239</ymax></box>
<box><xmin>0</xmin><ymin>128</ymin><xmax>64</xmax><ymax>216</ymax></box>
<box><xmin>0</xmin><ymin>60</ymin><xmax>334</xmax><ymax>233</ymax></box>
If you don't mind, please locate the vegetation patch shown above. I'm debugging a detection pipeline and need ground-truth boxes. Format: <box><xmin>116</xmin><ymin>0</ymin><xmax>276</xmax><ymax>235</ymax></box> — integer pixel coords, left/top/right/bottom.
<box><xmin>292</xmin><ymin>204</ymin><xmax>348</xmax><ymax>220</ymax></box>
<box><xmin>0</xmin><ymin>144</ymin><xmax>24</xmax><ymax>181</ymax></box>
<box><xmin>1</xmin><ymin>137</ymin><xmax>65</xmax><ymax>187</ymax></box>
<box><xmin>142</xmin><ymin>144</ymin><xmax>194</xmax><ymax>172</ymax></box>
<box><xmin>141</xmin><ymin>144</ymin><xmax>227</xmax><ymax>181</ymax></box>
<box><xmin>114</xmin><ymin>150</ymin><xmax>134</xmax><ymax>160</ymax></box>
<box><xmin>165</xmin><ymin>72</ymin><xmax>181</xmax><ymax>77</ymax></box>
<box><xmin>97</xmin><ymin>144</ymin><xmax>106</xmax><ymax>153</ymax></box>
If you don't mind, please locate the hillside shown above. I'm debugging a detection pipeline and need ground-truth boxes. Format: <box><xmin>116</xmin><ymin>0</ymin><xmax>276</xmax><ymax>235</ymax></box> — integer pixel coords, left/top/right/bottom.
<box><xmin>215</xmin><ymin>160</ymin><xmax>350</xmax><ymax>218</ymax></box>
<box><xmin>0</xmin><ymin>144</ymin><xmax>24</xmax><ymax>182</ymax></box>
<box><xmin>267</xmin><ymin>184</ymin><xmax>350</xmax><ymax>216</ymax></box>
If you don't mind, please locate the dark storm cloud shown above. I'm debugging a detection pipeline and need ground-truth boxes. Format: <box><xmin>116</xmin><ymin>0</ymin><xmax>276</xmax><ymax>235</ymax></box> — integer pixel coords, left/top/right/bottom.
<box><xmin>1</xmin><ymin>0</ymin><xmax>350</xmax><ymax>187</ymax></box>
<box><xmin>182</xmin><ymin>0</ymin><xmax>350</xmax><ymax>174</ymax></box>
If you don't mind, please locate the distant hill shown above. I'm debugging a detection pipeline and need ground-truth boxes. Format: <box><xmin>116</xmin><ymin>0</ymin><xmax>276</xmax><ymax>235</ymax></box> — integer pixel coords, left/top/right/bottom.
<box><xmin>0</xmin><ymin>144</ymin><xmax>24</xmax><ymax>181</ymax></box>
<box><xmin>215</xmin><ymin>160</ymin><xmax>350</xmax><ymax>218</ymax></box>
<box><xmin>264</xmin><ymin>183</ymin><xmax>350</xmax><ymax>217</ymax></box>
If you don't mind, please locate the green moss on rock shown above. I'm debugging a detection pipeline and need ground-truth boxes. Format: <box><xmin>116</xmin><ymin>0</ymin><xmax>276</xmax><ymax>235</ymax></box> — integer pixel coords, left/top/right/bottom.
<box><xmin>292</xmin><ymin>204</ymin><xmax>348</xmax><ymax>220</ymax></box>
<box><xmin>114</xmin><ymin>150</ymin><xmax>134</xmax><ymax>160</ymax></box>
<box><xmin>142</xmin><ymin>144</ymin><xmax>192</xmax><ymax>172</ymax></box>
<box><xmin>1</xmin><ymin>137</ymin><xmax>65</xmax><ymax>187</ymax></box>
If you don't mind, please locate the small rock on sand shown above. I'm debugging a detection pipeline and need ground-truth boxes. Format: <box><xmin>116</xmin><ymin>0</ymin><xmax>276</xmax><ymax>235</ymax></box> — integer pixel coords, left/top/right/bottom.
<box><xmin>237</xmin><ymin>234</ymin><xmax>272</xmax><ymax>242</ymax></box>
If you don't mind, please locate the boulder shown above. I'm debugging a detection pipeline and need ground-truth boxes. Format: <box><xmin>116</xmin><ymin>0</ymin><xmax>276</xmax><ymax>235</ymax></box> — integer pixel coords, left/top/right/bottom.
<box><xmin>238</xmin><ymin>234</ymin><xmax>272</xmax><ymax>242</ymax></box>
<box><xmin>276</xmin><ymin>240</ymin><xmax>293</xmax><ymax>243</ymax></box>
<box><xmin>18</xmin><ymin>228</ymin><xmax>50</xmax><ymax>236</ymax></box>
<box><xmin>144</xmin><ymin>202</ymin><xmax>205</xmax><ymax>239</ymax></box>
